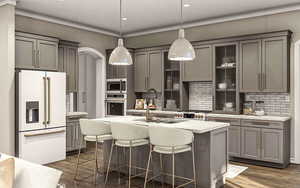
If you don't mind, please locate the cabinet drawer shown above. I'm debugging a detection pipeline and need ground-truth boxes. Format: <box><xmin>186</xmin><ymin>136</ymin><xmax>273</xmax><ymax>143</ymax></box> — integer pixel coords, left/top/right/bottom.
<box><xmin>241</xmin><ymin>120</ymin><xmax>284</xmax><ymax>129</ymax></box>
<box><xmin>207</xmin><ymin>117</ymin><xmax>240</xmax><ymax>126</ymax></box>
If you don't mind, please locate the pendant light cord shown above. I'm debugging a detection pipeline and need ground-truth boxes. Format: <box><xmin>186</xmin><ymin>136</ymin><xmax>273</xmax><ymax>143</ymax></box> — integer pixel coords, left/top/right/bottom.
<box><xmin>120</xmin><ymin>0</ymin><xmax>122</xmax><ymax>37</ymax></box>
<box><xmin>180</xmin><ymin>0</ymin><xmax>183</xmax><ymax>28</ymax></box>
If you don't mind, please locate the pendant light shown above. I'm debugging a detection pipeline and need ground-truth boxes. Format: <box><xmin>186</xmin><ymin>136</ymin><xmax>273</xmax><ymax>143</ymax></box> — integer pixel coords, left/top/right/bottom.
<box><xmin>109</xmin><ymin>0</ymin><xmax>133</xmax><ymax>65</ymax></box>
<box><xmin>168</xmin><ymin>0</ymin><xmax>195</xmax><ymax>61</ymax></box>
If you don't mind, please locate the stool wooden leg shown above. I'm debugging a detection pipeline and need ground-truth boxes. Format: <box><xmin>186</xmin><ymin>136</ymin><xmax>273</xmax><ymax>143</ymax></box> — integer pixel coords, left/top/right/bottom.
<box><xmin>192</xmin><ymin>142</ymin><xmax>197</xmax><ymax>188</ymax></box>
<box><xmin>105</xmin><ymin>140</ymin><xmax>115</xmax><ymax>185</ymax></box>
<box><xmin>74</xmin><ymin>136</ymin><xmax>83</xmax><ymax>180</ymax></box>
<box><xmin>144</xmin><ymin>146</ymin><xmax>152</xmax><ymax>188</ymax></box>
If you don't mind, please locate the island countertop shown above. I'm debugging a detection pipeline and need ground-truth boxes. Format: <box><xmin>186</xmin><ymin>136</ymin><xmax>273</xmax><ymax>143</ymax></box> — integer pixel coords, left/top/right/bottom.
<box><xmin>100</xmin><ymin>115</ymin><xmax>229</xmax><ymax>134</ymax></box>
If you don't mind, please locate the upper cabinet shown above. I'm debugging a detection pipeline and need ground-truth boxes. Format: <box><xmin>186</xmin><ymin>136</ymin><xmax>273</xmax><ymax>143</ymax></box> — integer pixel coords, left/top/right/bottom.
<box><xmin>134</xmin><ymin>50</ymin><xmax>163</xmax><ymax>92</ymax></box>
<box><xmin>182</xmin><ymin>45</ymin><xmax>213</xmax><ymax>82</ymax></box>
<box><xmin>15</xmin><ymin>32</ymin><xmax>59</xmax><ymax>71</ymax></box>
<box><xmin>58</xmin><ymin>40</ymin><xmax>79</xmax><ymax>92</ymax></box>
<box><xmin>240</xmin><ymin>33</ymin><xmax>290</xmax><ymax>93</ymax></box>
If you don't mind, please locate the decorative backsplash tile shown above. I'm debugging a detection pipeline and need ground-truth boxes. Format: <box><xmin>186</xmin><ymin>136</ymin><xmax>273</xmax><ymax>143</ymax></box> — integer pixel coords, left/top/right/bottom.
<box><xmin>245</xmin><ymin>93</ymin><xmax>291</xmax><ymax>116</ymax></box>
<box><xmin>189</xmin><ymin>82</ymin><xmax>213</xmax><ymax>111</ymax></box>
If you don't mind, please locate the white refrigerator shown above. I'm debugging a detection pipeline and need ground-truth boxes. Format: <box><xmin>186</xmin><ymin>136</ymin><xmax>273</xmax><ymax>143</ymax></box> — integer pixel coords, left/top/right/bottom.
<box><xmin>16</xmin><ymin>70</ymin><xmax>66</xmax><ymax>164</ymax></box>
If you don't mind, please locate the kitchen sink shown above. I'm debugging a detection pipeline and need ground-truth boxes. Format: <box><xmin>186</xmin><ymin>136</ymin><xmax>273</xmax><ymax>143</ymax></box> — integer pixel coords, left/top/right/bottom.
<box><xmin>134</xmin><ymin>118</ymin><xmax>186</xmax><ymax>124</ymax></box>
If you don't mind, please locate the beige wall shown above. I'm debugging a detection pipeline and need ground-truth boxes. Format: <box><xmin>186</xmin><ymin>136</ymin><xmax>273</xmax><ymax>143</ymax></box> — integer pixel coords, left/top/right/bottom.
<box><xmin>15</xmin><ymin>15</ymin><xmax>117</xmax><ymax>56</ymax></box>
<box><xmin>126</xmin><ymin>10</ymin><xmax>300</xmax><ymax>160</ymax></box>
<box><xmin>0</xmin><ymin>4</ymin><xmax>15</xmax><ymax>155</ymax></box>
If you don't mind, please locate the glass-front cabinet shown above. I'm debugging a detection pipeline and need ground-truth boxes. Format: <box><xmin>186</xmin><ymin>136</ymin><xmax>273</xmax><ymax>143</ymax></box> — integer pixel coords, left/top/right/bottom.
<box><xmin>213</xmin><ymin>43</ymin><xmax>241</xmax><ymax>114</ymax></box>
<box><xmin>162</xmin><ymin>51</ymin><xmax>181</xmax><ymax>111</ymax></box>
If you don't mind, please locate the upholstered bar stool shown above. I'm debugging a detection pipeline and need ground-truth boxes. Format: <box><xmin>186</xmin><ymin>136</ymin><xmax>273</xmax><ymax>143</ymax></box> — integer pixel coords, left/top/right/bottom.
<box><xmin>74</xmin><ymin>119</ymin><xmax>112</xmax><ymax>184</ymax></box>
<box><xmin>144</xmin><ymin>125</ymin><xmax>196</xmax><ymax>188</ymax></box>
<box><xmin>105</xmin><ymin>121</ymin><xmax>149</xmax><ymax>187</ymax></box>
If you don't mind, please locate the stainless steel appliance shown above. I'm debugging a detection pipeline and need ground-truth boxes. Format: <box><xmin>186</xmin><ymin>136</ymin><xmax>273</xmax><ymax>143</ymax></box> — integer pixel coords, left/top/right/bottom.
<box><xmin>106</xmin><ymin>78</ymin><xmax>127</xmax><ymax>93</ymax></box>
<box><xmin>16</xmin><ymin>70</ymin><xmax>66</xmax><ymax>164</ymax></box>
<box><xmin>105</xmin><ymin>93</ymin><xmax>127</xmax><ymax>116</ymax></box>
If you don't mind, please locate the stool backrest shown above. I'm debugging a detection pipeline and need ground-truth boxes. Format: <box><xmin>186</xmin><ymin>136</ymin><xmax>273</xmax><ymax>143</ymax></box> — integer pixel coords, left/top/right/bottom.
<box><xmin>149</xmin><ymin>125</ymin><xmax>193</xmax><ymax>147</ymax></box>
<box><xmin>110</xmin><ymin>121</ymin><xmax>149</xmax><ymax>140</ymax></box>
<box><xmin>79</xmin><ymin>119</ymin><xmax>111</xmax><ymax>136</ymax></box>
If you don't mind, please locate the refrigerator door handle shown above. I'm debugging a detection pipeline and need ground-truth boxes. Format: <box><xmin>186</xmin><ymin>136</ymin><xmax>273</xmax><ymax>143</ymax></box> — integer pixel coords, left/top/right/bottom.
<box><xmin>43</xmin><ymin>77</ymin><xmax>47</xmax><ymax>125</ymax></box>
<box><xmin>24</xmin><ymin>130</ymin><xmax>65</xmax><ymax>137</ymax></box>
<box><xmin>47</xmin><ymin>77</ymin><xmax>51</xmax><ymax>125</ymax></box>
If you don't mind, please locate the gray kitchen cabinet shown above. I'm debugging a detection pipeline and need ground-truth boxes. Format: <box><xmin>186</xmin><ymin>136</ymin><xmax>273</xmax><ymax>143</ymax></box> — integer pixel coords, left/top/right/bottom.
<box><xmin>262</xmin><ymin>37</ymin><xmax>288</xmax><ymax>92</ymax></box>
<box><xmin>66</xmin><ymin>118</ymin><xmax>86</xmax><ymax>152</ymax></box>
<box><xmin>261</xmin><ymin>128</ymin><xmax>283</xmax><ymax>163</ymax></box>
<box><xmin>15</xmin><ymin>36</ymin><xmax>37</xmax><ymax>69</ymax></box>
<box><xmin>182</xmin><ymin>45</ymin><xmax>212</xmax><ymax>81</ymax></box>
<box><xmin>241</xmin><ymin>127</ymin><xmax>261</xmax><ymax>160</ymax></box>
<box><xmin>148</xmin><ymin>51</ymin><xmax>163</xmax><ymax>91</ymax></box>
<box><xmin>58</xmin><ymin>40</ymin><xmax>79</xmax><ymax>92</ymax></box>
<box><xmin>228</xmin><ymin>126</ymin><xmax>241</xmax><ymax>157</ymax></box>
<box><xmin>37</xmin><ymin>40</ymin><xmax>58</xmax><ymax>71</ymax></box>
<box><xmin>15</xmin><ymin>32</ymin><xmax>59</xmax><ymax>71</ymax></box>
<box><xmin>134</xmin><ymin>52</ymin><xmax>148</xmax><ymax>92</ymax></box>
<box><xmin>239</xmin><ymin>40</ymin><xmax>262</xmax><ymax>92</ymax></box>
<box><xmin>134</xmin><ymin>51</ymin><xmax>162</xmax><ymax>92</ymax></box>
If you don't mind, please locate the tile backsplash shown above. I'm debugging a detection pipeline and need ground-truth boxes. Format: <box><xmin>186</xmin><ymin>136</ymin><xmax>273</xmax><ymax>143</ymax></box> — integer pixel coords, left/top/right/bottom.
<box><xmin>245</xmin><ymin>93</ymin><xmax>290</xmax><ymax>116</ymax></box>
<box><xmin>188</xmin><ymin>82</ymin><xmax>291</xmax><ymax>116</ymax></box>
<box><xmin>189</xmin><ymin>82</ymin><xmax>213</xmax><ymax>111</ymax></box>
<box><xmin>141</xmin><ymin>92</ymin><xmax>163</xmax><ymax>110</ymax></box>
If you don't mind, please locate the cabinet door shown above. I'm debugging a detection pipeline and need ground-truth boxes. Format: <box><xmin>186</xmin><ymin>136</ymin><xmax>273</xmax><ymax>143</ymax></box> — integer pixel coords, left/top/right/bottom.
<box><xmin>241</xmin><ymin>127</ymin><xmax>261</xmax><ymax>160</ymax></box>
<box><xmin>15</xmin><ymin>36</ymin><xmax>37</xmax><ymax>69</ymax></box>
<box><xmin>66</xmin><ymin>122</ymin><xmax>75</xmax><ymax>152</ymax></box>
<box><xmin>58</xmin><ymin>46</ymin><xmax>65</xmax><ymax>72</ymax></box>
<box><xmin>228</xmin><ymin>126</ymin><xmax>241</xmax><ymax>157</ymax></box>
<box><xmin>37</xmin><ymin>40</ymin><xmax>58</xmax><ymax>71</ymax></box>
<box><xmin>239</xmin><ymin>40</ymin><xmax>262</xmax><ymax>92</ymax></box>
<box><xmin>261</xmin><ymin>128</ymin><xmax>283</xmax><ymax>163</ymax></box>
<box><xmin>148</xmin><ymin>51</ymin><xmax>162</xmax><ymax>91</ymax></box>
<box><xmin>262</xmin><ymin>37</ymin><xmax>288</xmax><ymax>92</ymax></box>
<box><xmin>134</xmin><ymin>52</ymin><xmax>148</xmax><ymax>92</ymax></box>
<box><xmin>182</xmin><ymin>45</ymin><xmax>212</xmax><ymax>81</ymax></box>
<box><xmin>66</xmin><ymin>47</ymin><xmax>78</xmax><ymax>92</ymax></box>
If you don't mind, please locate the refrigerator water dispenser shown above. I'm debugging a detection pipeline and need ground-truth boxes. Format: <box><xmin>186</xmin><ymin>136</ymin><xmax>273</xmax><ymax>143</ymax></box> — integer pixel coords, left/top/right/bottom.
<box><xmin>26</xmin><ymin>101</ymin><xmax>39</xmax><ymax>123</ymax></box>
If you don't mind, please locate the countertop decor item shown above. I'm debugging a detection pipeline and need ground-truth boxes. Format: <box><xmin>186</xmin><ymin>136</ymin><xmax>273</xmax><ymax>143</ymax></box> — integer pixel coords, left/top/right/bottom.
<box><xmin>108</xmin><ymin>0</ymin><xmax>132</xmax><ymax>65</ymax></box>
<box><xmin>135</xmin><ymin>99</ymin><xmax>145</xmax><ymax>110</ymax></box>
<box><xmin>218</xmin><ymin>83</ymin><xmax>227</xmax><ymax>89</ymax></box>
<box><xmin>168</xmin><ymin>0</ymin><xmax>195</xmax><ymax>61</ymax></box>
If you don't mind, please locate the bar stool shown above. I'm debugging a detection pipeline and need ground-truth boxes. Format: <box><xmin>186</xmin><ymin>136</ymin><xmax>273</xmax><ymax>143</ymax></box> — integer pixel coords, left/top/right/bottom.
<box><xmin>144</xmin><ymin>125</ymin><xmax>196</xmax><ymax>188</ymax></box>
<box><xmin>74</xmin><ymin>119</ymin><xmax>112</xmax><ymax>184</ymax></box>
<box><xmin>105</xmin><ymin>121</ymin><xmax>149</xmax><ymax>187</ymax></box>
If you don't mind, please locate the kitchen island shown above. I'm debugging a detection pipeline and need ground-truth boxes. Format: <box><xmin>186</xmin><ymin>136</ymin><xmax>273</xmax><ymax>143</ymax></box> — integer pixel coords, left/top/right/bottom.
<box><xmin>100</xmin><ymin>116</ymin><xmax>229</xmax><ymax>188</ymax></box>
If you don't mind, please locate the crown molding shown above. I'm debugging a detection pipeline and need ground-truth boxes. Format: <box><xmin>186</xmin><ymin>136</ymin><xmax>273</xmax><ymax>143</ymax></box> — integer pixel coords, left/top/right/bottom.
<box><xmin>0</xmin><ymin>0</ymin><xmax>16</xmax><ymax>7</ymax></box>
<box><xmin>124</xmin><ymin>3</ymin><xmax>300</xmax><ymax>37</ymax></box>
<box><xmin>15</xmin><ymin>9</ymin><xmax>119</xmax><ymax>37</ymax></box>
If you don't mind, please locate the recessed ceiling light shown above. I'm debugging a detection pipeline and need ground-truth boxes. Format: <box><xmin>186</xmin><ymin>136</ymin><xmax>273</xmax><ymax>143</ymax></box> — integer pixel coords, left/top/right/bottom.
<box><xmin>122</xmin><ymin>17</ymin><xmax>127</xmax><ymax>21</ymax></box>
<box><xmin>183</xmin><ymin>3</ymin><xmax>191</xmax><ymax>7</ymax></box>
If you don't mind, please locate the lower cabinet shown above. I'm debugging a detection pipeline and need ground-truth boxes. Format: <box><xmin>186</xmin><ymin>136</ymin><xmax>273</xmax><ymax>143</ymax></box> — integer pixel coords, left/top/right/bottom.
<box><xmin>261</xmin><ymin>128</ymin><xmax>283</xmax><ymax>163</ymax></box>
<box><xmin>66</xmin><ymin>118</ymin><xmax>86</xmax><ymax>152</ymax></box>
<box><xmin>228</xmin><ymin>126</ymin><xmax>241</xmax><ymax>157</ymax></box>
<box><xmin>241</xmin><ymin>127</ymin><xmax>261</xmax><ymax>160</ymax></box>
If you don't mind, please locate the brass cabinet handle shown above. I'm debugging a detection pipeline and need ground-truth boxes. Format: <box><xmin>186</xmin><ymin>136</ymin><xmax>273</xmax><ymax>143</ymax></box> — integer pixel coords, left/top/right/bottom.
<box><xmin>43</xmin><ymin>77</ymin><xmax>47</xmax><ymax>125</ymax></box>
<box><xmin>263</xmin><ymin>73</ymin><xmax>266</xmax><ymax>90</ymax></box>
<box><xmin>257</xmin><ymin>73</ymin><xmax>261</xmax><ymax>91</ymax></box>
<box><xmin>33</xmin><ymin>50</ymin><xmax>36</xmax><ymax>67</ymax></box>
<box><xmin>37</xmin><ymin>50</ymin><xmax>40</xmax><ymax>68</ymax></box>
<box><xmin>47</xmin><ymin>77</ymin><xmax>51</xmax><ymax>125</ymax></box>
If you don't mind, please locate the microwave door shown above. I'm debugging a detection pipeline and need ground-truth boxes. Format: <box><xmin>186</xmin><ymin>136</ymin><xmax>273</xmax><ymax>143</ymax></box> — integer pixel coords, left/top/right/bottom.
<box><xmin>18</xmin><ymin>70</ymin><xmax>46</xmax><ymax>132</ymax></box>
<box><xmin>46</xmin><ymin>72</ymin><xmax>66</xmax><ymax>129</ymax></box>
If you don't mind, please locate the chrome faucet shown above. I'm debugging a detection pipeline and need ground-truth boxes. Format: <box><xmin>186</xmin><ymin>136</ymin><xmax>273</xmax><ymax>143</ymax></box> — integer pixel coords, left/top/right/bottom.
<box><xmin>145</xmin><ymin>88</ymin><xmax>157</xmax><ymax>121</ymax></box>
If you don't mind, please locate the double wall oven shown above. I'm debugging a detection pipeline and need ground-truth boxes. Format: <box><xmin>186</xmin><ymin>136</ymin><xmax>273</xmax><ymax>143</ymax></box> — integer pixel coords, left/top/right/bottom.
<box><xmin>105</xmin><ymin>79</ymin><xmax>127</xmax><ymax>116</ymax></box>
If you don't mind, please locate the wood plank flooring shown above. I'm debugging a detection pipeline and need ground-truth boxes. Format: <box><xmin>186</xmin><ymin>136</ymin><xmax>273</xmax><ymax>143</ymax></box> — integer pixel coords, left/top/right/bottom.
<box><xmin>47</xmin><ymin>143</ymin><xmax>300</xmax><ymax>188</ymax></box>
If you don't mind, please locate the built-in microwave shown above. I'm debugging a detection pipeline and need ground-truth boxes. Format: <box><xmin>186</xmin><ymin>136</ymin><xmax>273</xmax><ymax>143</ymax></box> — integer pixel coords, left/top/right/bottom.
<box><xmin>106</xmin><ymin>78</ymin><xmax>127</xmax><ymax>93</ymax></box>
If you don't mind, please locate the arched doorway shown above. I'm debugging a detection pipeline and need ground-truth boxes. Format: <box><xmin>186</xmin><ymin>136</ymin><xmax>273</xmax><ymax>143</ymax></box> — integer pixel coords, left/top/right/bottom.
<box><xmin>78</xmin><ymin>47</ymin><xmax>106</xmax><ymax>118</ymax></box>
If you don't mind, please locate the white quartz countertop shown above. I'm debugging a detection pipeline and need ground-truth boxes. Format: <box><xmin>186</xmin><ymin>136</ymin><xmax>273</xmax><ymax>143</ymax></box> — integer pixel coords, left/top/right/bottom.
<box><xmin>67</xmin><ymin>112</ymin><xmax>88</xmax><ymax>118</ymax></box>
<box><xmin>126</xmin><ymin>109</ymin><xmax>291</xmax><ymax>122</ymax></box>
<box><xmin>100</xmin><ymin>116</ymin><xmax>229</xmax><ymax>134</ymax></box>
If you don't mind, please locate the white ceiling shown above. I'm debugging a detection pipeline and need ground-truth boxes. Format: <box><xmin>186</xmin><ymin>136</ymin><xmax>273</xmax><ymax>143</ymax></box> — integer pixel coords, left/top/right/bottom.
<box><xmin>16</xmin><ymin>0</ymin><xmax>300</xmax><ymax>36</ymax></box>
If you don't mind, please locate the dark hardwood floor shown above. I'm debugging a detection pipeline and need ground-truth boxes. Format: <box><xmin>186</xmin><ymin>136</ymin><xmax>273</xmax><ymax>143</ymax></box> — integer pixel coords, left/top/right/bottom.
<box><xmin>47</xmin><ymin>143</ymin><xmax>300</xmax><ymax>188</ymax></box>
